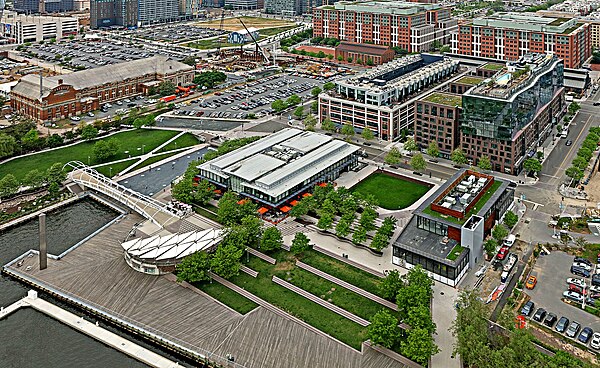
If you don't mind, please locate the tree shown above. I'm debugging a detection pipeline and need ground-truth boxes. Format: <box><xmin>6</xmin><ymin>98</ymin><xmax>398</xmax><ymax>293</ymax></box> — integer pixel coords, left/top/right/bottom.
<box><xmin>0</xmin><ymin>134</ymin><xmax>16</xmax><ymax>158</ymax></box>
<box><xmin>347</xmin><ymin>56</ymin><xmax>353</xmax><ymax>63</ymax></box>
<box><xmin>24</xmin><ymin>169</ymin><xmax>45</xmax><ymax>189</ymax></box>
<box><xmin>341</xmin><ymin>123</ymin><xmax>355</xmax><ymax>140</ymax></box>
<box><xmin>46</xmin><ymin>134</ymin><xmax>64</xmax><ymax>148</ymax></box>
<box><xmin>352</xmin><ymin>226</ymin><xmax>367</xmax><ymax>244</ymax></box>
<box><xmin>565</xmin><ymin>166</ymin><xmax>584</xmax><ymax>182</ymax></box>
<box><xmin>410</xmin><ymin>153</ymin><xmax>427</xmax><ymax>172</ymax></box>
<box><xmin>572</xmin><ymin>156</ymin><xmax>587</xmax><ymax>170</ymax></box>
<box><xmin>304</xmin><ymin>114</ymin><xmax>317</xmax><ymax>131</ymax></box>
<box><xmin>492</xmin><ymin>224</ymin><xmax>509</xmax><ymax>242</ymax></box>
<box><xmin>293</xmin><ymin>105</ymin><xmax>304</xmax><ymax>119</ymax></box>
<box><xmin>401</xmin><ymin>327</ymin><xmax>439</xmax><ymax>366</ymax></box>
<box><xmin>367</xmin><ymin>310</ymin><xmax>402</xmax><ymax>349</ymax></box>
<box><xmin>323</xmin><ymin>82</ymin><xmax>335</xmax><ymax>91</ymax></box>
<box><xmin>176</xmin><ymin>251</ymin><xmax>211</xmax><ymax>283</ymax></box>
<box><xmin>0</xmin><ymin>174</ymin><xmax>19</xmax><ymax>198</ymax></box>
<box><xmin>440</xmin><ymin>45</ymin><xmax>450</xmax><ymax>53</ymax></box>
<box><xmin>426</xmin><ymin>141</ymin><xmax>439</xmax><ymax>158</ymax></box>
<box><xmin>171</xmin><ymin>176</ymin><xmax>195</xmax><ymax>204</ymax></box>
<box><xmin>311</xmin><ymin>86</ymin><xmax>322</xmax><ymax>97</ymax></box>
<box><xmin>361</xmin><ymin>128</ymin><xmax>374</xmax><ymax>141</ymax></box>
<box><xmin>194</xmin><ymin>179</ymin><xmax>216</xmax><ymax>205</ymax></box>
<box><xmin>210</xmin><ymin>243</ymin><xmax>243</xmax><ymax>280</ymax></box>
<box><xmin>317</xmin><ymin>211</ymin><xmax>334</xmax><ymax>230</ymax></box>
<box><xmin>337</xmin><ymin>55</ymin><xmax>343</xmax><ymax>62</ymax></box>
<box><xmin>311</xmin><ymin>100</ymin><xmax>318</xmax><ymax>113</ymax></box>
<box><xmin>450</xmin><ymin>148</ymin><xmax>467</xmax><ymax>166</ymax></box>
<box><xmin>271</xmin><ymin>99</ymin><xmax>287</xmax><ymax>113</ymax></box>
<box><xmin>366</xmin><ymin>58</ymin><xmax>374</xmax><ymax>66</ymax></box>
<box><xmin>503</xmin><ymin>210</ymin><xmax>518</xmax><ymax>228</ymax></box>
<box><xmin>80</xmin><ymin>124</ymin><xmax>98</xmax><ymax>140</ymax></box>
<box><xmin>93</xmin><ymin>140</ymin><xmax>112</xmax><ymax>162</ymax></box>
<box><xmin>46</xmin><ymin>162</ymin><xmax>66</xmax><ymax>187</ymax></box>
<box><xmin>291</xmin><ymin>232</ymin><xmax>311</xmax><ymax>255</ymax></box>
<box><xmin>321</xmin><ymin>117</ymin><xmax>336</xmax><ymax>132</ymax></box>
<box><xmin>403</xmin><ymin>137</ymin><xmax>417</xmax><ymax>152</ymax></box>
<box><xmin>406</xmin><ymin>304</ymin><xmax>436</xmax><ymax>334</ymax></box>
<box><xmin>523</xmin><ymin>158</ymin><xmax>542</xmax><ymax>175</ymax></box>
<box><xmin>385</xmin><ymin>147</ymin><xmax>402</xmax><ymax>165</ymax></box>
<box><xmin>484</xmin><ymin>238</ymin><xmax>498</xmax><ymax>258</ymax></box>
<box><xmin>181</xmin><ymin>56</ymin><xmax>197</xmax><ymax>66</ymax></box>
<box><xmin>158</xmin><ymin>81</ymin><xmax>176</xmax><ymax>96</ymax></box>
<box><xmin>359</xmin><ymin>207</ymin><xmax>378</xmax><ymax>231</ymax></box>
<box><xmin>21</xmin><ymin>128</ymin><xmax>40</xmax><ymax>150</ymax></box>
<box><xmin>478</xmin><ymin>155</ymin><xmax>492</xmax><ymax>171</ymax></box>
<box><xmin>335</xmin><ymin>216</ymin><xmax>352</xmax><ymax>238</ymax></box>
<box><xmin>286</xmin><ymin>95</ymin><xmax>302</xmax><ymax>107</ymax></box>
<box><xmin>260</xmin><ymin>227</ymin><xmax>283</xmax><ymax>253</ymax></box>
<box><xmin>379</xmin><ymin>269</ymin><xmax>404</xmax><ymax>301</ymax></box>
<box><xmin>574</xmin><ymin>236</ymin><xmax>589</xmax><ymax>249</ymax></box>
<box><xmin>218</xmin><ymin>192</ymin><xmax>241</xmax><ymax>226</ymax></box>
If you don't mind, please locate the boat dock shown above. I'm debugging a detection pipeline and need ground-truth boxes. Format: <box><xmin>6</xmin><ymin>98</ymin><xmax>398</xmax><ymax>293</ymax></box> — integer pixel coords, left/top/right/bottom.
<box><xmin>0</xmin><ymin>291</ymin><xmax>181</xmax><ymax>368</ymax></box>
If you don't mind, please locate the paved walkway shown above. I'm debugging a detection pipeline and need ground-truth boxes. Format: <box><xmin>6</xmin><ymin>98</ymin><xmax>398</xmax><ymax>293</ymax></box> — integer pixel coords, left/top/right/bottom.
<box><xmin>304</xmin><ymin>230</ymin><xmax>461</xmax><ymax>368</ymax></box>
<box><xmin>296</xmin><ymin>261</ymin><xmax>398</xmax><ymax>311</ymax></box>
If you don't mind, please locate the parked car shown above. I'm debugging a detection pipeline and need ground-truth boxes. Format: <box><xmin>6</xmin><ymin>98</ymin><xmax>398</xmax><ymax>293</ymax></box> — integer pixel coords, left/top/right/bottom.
<box><xmin>70</xmin><ymin>116</ymin><xmax>80</xmax><ymax>122</ymax></box>
<box><xmin>503</xmin><ymin>234</ymin><xmax>516</xmax><ymax>247</ymax></box>
<box><xmin>563</xmin><ymin>290</ymin><xmax>584</xmax><ymax>303</ymax></box>
<box><xmin>566</xmin><ymin>321</ymin><xmax>581</xmax><ymax>338</ymax></box>
<box><xmin>525</xmin><ymin>276</ymin><xmax>537</xmax><ymax>290</ymax></box>
<box><xmin>571</xmin><ymin>266</ymin><xmax>591</xmax><ymax>278</ymax></box>
<box><xmin>532</xmin><ymin>308</ymin><xmax>547</xmax><ymax>322</ymax></box>
<box><xmin>568</xmin><ymin>284</ymin><xmax>586</xmax><ymax>294</ymax></box>
<box><xmin>574</xmin><ymin>256</ymin><xmax>592</xmax><ymax>267</ymax></box>
<box><xmin>592</xmin><ymin>274</ymin><xmax>600</xmax><ymax>287</ymax></box>
<box><xmin>567</xmin><ymin>278</ymin><xmax>586</xmax><ymax>288</ymax></box>
<box><xmin>543</xmin><ymin>313</ymin><xmax>557</xmax><ymax>328</ymax></box>
<box><xmin>573</xmin><ymin>262</ymin><xmax>592</xmax><ymax>272</ymax></box>
<box><xmin>497</xmin><ymin>246</ymin><xmax>509</xmax><ymax>260</ymax></box>
<box><xmin>566</xmin><ymin>139</ymin><xmax>572</xmax><ymax>146</ymax></box>
<box><xmin>579</xmin><ymin>327</ymin><xmax>594</xmax><ymax>344</ymax></box>
<box><xmin>556</xmin><ymin>317</ymin><xmax>569</xmax><ymax>333</ymax></box>
<box><xmin>590</xmin><ymin>332</ymin><xmax>600</xmax><ymax>350</ymax></box>
<box><xmin>521</xmin><ymin>301</ymin><xmax>535</xmax><ymax>317</ymax></box>
<box><xmin>87</xmin><ymin>112</ymin><xmax>94</xmax><ymax>117</ymax></box>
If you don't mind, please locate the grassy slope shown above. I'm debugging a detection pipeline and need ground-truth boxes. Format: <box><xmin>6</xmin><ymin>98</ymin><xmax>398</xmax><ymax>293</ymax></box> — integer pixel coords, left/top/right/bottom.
<box><xmin>351</xmin><ymin>172</ymin><xmax>430</xmax><ymax>210</ymax></box>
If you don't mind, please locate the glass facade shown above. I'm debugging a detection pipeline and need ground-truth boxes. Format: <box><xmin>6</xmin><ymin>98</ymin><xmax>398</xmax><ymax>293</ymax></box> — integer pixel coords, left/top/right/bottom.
<box><xmin>461</xmin><ymin>58</ymin><xmax>563</xmax><ymax>141</ymax></box>
<box><xmin>393</xmin><ymin>246</ymin><xmax>469</xmax><ymax>282</ymax></box>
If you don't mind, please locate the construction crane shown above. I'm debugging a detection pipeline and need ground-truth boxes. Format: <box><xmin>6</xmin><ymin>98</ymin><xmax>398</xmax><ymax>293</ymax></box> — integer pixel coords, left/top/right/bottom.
<box><xmin>238</xmin><ymin>17</ymin><xmax>270</xmax><ymax>64</ymax></box>
<box><xmin>215</xmin><ymin>9</ymin><xmax>226</xmax><ymax>57</ymax></box>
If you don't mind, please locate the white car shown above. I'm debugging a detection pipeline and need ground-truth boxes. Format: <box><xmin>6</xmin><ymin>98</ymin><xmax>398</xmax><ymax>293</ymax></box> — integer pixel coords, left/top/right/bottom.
<box><xmin>573</xmin><ymin>262</ymin><xmax>593</xmax><ymax>272</ymax></box>
<box><xmin>590</xmin><ymin>332</ymin><xmax>600</xmax><ymax>350</ymax></box>
<box><xmin>567</xmin><ymin>278</ymin><xmax>586</xmax><ymax>288</ymax></box>
<box><xmin>591</xmin><ymin>285</ymin><xmax>600</xmax><ymax>293</ymax></box>
<box><xmin>475</xmin><ymin>265</ymin><xmax>487</xmax><ymax>277</ymax></box>
<box><xmin>563</xmin><ymin>290</ymin><xmax>584</xmax><ymax>303</ymax></box>
<box><xmin>69</xmin><ymin>116</ymin><xmax>80</xmax><ymax>122</ymax></box>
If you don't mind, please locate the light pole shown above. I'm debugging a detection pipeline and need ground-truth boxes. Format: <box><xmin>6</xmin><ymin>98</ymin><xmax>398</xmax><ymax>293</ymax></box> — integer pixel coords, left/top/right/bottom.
<box><xmin>87</xmin><ymin>155</ymin><xmax>90</xmax><ymax>166</ymax></box>
<box><xmin>109</xmin><ymin>167</ymin><xmax>113</xmax><ymax>177</ymax></box>
<box><xmin>142</xmin><ymin>144</ymin><xmax>146</xmax><ymax>155</ymax></box>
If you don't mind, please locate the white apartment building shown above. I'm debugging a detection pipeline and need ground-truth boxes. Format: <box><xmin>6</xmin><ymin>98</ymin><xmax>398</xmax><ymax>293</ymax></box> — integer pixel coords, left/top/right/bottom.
<box><xmin>0</xmin><ymin>12</ymin><xmax>78</xmax><ymax>44</ymax></box>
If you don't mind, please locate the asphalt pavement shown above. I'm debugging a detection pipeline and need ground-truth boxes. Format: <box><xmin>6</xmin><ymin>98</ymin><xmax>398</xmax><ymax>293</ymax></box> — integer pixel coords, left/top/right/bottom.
<box><xmin>118</xmin><ymin>147</ymin><xmax>207</xmax><ymax>197</ymax></box>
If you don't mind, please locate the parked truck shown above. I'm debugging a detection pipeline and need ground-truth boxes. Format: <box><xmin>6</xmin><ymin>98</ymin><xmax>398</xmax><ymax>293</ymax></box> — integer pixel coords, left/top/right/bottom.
<box><xmin>160</xmin><ymin>95</ymin><xmax>177</xmax><ymax>103</ymax></box>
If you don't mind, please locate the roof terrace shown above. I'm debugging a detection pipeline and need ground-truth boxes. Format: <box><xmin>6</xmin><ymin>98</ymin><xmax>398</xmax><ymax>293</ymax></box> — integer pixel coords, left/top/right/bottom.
<box><xmin>422</xmin><ymin>92</ymin><xmax>462</xmax><ymax>107</ymax></box>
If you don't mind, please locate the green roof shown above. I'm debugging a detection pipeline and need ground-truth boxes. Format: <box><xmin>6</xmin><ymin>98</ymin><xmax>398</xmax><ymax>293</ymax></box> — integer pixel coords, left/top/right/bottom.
<box><xmin>447</xmin><ymin>244</ymin><xmax>467</xmax><ymax>261</ymax></box>
<box><xmin>422</xmin><ymin>92</ymin><xmax>462</xmax><ymax>107</ymax></box>
<box><xmin>456</xmin><ymin>76</ymin><xmax>484</xmax><ymax>86</ymax></box>
<box><xmin>562</xmin><ymin>23</ymin><xmax>582</xmax><ymax>34</ymax></box>
<box><xmin>481</xmin><ymin>63</ymin><xmax>504</xmax><ymax>71</ymax></box>
<box><xmin>549</xmin><ymin>17</ymin><xmax>570</xmax><ymax>26</ymax></box>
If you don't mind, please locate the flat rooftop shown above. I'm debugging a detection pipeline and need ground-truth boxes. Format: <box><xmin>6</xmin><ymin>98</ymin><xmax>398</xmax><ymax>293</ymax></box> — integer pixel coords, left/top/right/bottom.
<box><xmin>456</xmin><ymin>76</ymin><xmax>485</xmax><ymax>85</ymax></box>
<box><xmin>319</xmin><ymin>1</ymin><xmax>443</xmax><ymax>14</ymax></box>
<box><xmin>421</xmin><ymin>92</ymin><xmax>462</xmax><ymax>107</ymax></box>
<box><xmin>472</xmin><ymin>12</ymin><xmax>580</xmax><ymax>34</ymax></box>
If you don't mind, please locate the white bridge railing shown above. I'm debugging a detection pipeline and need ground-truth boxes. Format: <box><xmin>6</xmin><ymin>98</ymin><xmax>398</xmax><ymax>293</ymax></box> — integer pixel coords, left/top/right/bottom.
<box><xmin>64</xmin><ymin>161</ymin><xmax>180</xmax><ymax>228</ymax></box>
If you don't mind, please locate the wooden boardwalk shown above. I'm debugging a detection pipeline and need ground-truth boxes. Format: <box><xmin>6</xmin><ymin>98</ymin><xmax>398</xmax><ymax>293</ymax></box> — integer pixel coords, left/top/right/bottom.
<box><xmin>296</xmin><ymin>261</ymin><xmax>398</xmax><ymax>311</ymax></box>
<box><xmin>5</xmin><ymin>213</ymin><xmax>410</xmax><ymax>368</ymax></box>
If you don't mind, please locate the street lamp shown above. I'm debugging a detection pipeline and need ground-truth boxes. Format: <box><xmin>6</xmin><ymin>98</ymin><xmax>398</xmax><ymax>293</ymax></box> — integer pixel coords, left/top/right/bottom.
<box><xmin>109</xmin><ymin>167</ymin><xmax>113</xmax><ymax>177</ymax></box>
<box><xmin>142</xmin><ymin>144</ymin><xmax>146</xmax><ymax>155</ymax></box>
<box><xmin>87</xmin><ymin>155</ymin><xmax>90</xmax><ymax>166</ymax></box>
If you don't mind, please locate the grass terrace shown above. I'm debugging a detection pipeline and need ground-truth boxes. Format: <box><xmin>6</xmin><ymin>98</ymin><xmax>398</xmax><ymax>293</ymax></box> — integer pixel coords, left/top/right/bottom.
<box><xmin>423</xmin><ymin>92</ymin><xmax>462</xmax><ymax>107</ymax></box>
<box><xmin>548</xmin><ymin>17</ymin><xmax>570</xmax><ymax>26</ymax></box>
<box><xmin>422</xmin><ymin>180</ymin><xmax>503</xmax><ymax>225</ymax></box>
<box><xmin>481</xmin><ymin>63</ymin><xmax>504</xmax><ymax>71</ymax></box>
<box><xmin>157</xmin><ymin>133</ymin><xmax>200</xmax><ymax>153</ymax></box>
<box><xmin>562</xmin><ymin>24</ymin><xmax>582</xmax><ymax>34</ymax></box>
<box><xmin>259</xmin><ymin>25</ymin><xmax>299</xmax><ymax>37</ymax></box>
<box><xmin>351</xmin><ymin>172</ymin><xmax>431</xmax><ymax>210</ymax></box>
<box><xmin>194</xmin><ymin>281</ymin><xmax>258</xmax><ymax>314</ymax></box>
<box><xmin>94</xmin><ymin>159</ymin><xmax>138</xmax><ymax>178</ymax></box>
<box><xmin>456</xmin><ymin>76</ymin><xmax>484</xmax><ymax>86</ymax></box>
<box><xmin>447</xmin><ymin>244</ymin><xmax>467</xmax><ymax>261</ymax></box>
<box><xmin>0</xmin><ymin>129</ymin><xmax>181</xmax><ymax>181</ymax></box>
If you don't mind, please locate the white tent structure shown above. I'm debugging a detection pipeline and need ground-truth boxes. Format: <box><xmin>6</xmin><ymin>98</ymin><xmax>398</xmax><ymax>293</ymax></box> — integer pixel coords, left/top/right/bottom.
<box><xmin>121</xmin><ymin>229</ymin><xmax>223</xmax><ymax>275</ymax></box>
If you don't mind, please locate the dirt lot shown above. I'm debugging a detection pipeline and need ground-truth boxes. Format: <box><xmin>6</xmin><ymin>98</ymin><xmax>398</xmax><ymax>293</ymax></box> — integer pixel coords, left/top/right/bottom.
<box><xmin>195</xmin><ymin>16</ymin><xmax>295</xmax><ymax>31</ymax></box>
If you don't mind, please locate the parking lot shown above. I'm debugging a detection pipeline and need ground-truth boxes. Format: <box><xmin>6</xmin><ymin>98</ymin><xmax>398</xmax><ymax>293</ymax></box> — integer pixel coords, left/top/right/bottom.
<box><xmin>19</xmin><ymin>38</ymin><xmax>185</xmax><ymax>70</ymax></box>
<box><xmin>119</xmin><ymin>23</ymin><xmax>226</xmax><ymax>44</ymax></box>
<box><xmin>524</xmin><ymin>251</ymin><xmax>600</xmax><ymax>346</ymax></box>
<box><xmin>169</xmin><ymin>73</ymin><xmax>328</xmax><ymax>120</ymax></box>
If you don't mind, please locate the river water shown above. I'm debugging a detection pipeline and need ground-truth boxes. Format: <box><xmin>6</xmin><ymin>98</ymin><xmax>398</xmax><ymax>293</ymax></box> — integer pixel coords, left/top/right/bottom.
<box><xmin>0</xmin><ymin>198</ymin><xmax>150</xmax><ymax>368</ymax></box>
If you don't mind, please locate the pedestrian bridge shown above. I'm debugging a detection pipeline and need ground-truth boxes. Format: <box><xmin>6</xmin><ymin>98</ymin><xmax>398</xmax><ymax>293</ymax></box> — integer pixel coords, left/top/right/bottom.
<box><xmin>65</xmin><ymin>161</ymin><xmax>180</xmax><ymax>229</ymax></box>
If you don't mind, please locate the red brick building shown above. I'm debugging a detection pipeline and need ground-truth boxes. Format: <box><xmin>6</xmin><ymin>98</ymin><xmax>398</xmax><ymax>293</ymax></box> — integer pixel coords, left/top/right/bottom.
<box><xmin>334</xmin><ymin>42</ymin><xmax>395</xmax><ymax>65</ymax></box>
<box><xmin>414</xmin><ymin>92</ymin><xmax>462</xmax><ymax>158</ymax></box>
<box><xmin>313</xmin><ymin>1</ymin><xmax>457</xmax><ymax>53</ymax></box>
<box><xmin>451</xmin><ymin>13</ymin><xmax>590</xmax><ymax>69</ymax></box>
<box><xmin>11</xmin><ymin>56</ymin><xmax>194</xmax><ymax>122</ymax></box>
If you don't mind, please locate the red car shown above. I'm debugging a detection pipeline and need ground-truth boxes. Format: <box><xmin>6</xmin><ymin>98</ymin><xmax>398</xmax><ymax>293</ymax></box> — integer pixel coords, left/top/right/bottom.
<box><xmin>568</xmin><ymin>284</ymin><xmax>586</xmax><ymax>295</ymax></box>
<box><xmin>497</xmin><ymin>246</ymin><xmax>509</xmax><ymax>260</ymax></box>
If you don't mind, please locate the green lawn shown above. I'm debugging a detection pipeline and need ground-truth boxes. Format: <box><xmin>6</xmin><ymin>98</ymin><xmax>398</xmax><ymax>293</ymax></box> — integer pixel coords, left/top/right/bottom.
<box><xmin>276</xmin><ymin>266</ymin><xmax>397</xmax><ymax>322</ymax></box>
<box><xmin>229</xmin><ymin>251</ymin><xmax>367</xmax><ymax>349</ymax></box>
<box><xmin>259</xmin><ymin>25</ymin><xmax>299</xmax><ymax>37</ymax></box>
<box><xmin>0</xmin><ymin>129</ymin><xmax>179</xmax><ymax>181</ymax></box>
<box><xmin>186</xmin><ymin>39</ymin><xmax>240</xmax><ymax>50</ymax></box>
<box><xmin>193</xmin><ymin>281</ymin><xmax>258</xmax><ymax>314</ymax></box>
<box><xmin>300</xmin><ymin>249</ymin><xmax>386</xmax><ymax>299</ymax></box>
<box><xmin>158</xmin><ymin>133</ymin><xmax>200</xmax><ymax>153</ymax></box>
<box><xmin>94</xmin><ymin>159</ymin><xmax>138</xmax><ymax>178</ymax></box>
<box><xmin>351</xmin><ymin>172</ymin><xmax>431</xmax><ymax>210</ymax></box>
<box><xmin>193</xmin><ymin>205</ymin><xmax>220</xmax><ymax>223</ymax></box>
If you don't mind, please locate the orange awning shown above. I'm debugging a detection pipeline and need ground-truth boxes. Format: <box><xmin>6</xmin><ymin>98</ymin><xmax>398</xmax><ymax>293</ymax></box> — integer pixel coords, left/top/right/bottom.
<box><xmin>257</xmin><ymin>207</ymin><xmax>268</xmax><ymax>215</ymax></box>
<box><xmin>317</xmin><ymin>183</ymin><xmax>327</xmax><ymax>187</ymax></box>
<box><xmin>237</xmin><ymin>199</ymin><xmax>249</xmax><ymax>205</ymax></box>
<box><xmin>280</xmin><ymin>206</ymin><xmax>291</xmax><ymax>213</ymax></box>
<box><xmin>290</xmin><ymin>200</ymin><xmax>299</xmax><ymax>206</ymax></box>
<box><xmin>213</xmin><ymin>189</ymin><xmax>222</xmax><ymax>194</ymax></box>
<box><xmin>302</xmin><ymin>193</ymin><xmax>312</xmax><ymax>198</ymax></box>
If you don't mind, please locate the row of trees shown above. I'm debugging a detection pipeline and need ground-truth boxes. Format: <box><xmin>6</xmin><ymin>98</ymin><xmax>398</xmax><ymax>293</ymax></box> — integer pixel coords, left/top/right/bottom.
<box><xmin>193</xmin><ymin>71</ymin><xmax>227</xmax><ymax>89</ymax></box>
<box><xmin>565</xmin><ymin>127</ymin><xmax>600</xmax><ymax>184</ymax></box>
<box><xmin>279</xmin><ymin>29</ymin><xmax>313</xmax><ymax>48</ymax></box>
<box><xmin>453</xmin><ymin>289</ymin><xmax>593</xmax><ymax>368</ymax></box>
<box><xmin>0</xmin><ymin>162</ymin><xmax>66</xmax><ymax>199</ymax></box>
<box><xmin>368</xmin><ymin>266</ymin><xmax>438</xmax><ymax>366</ymax></box>
<box><xmin>271</xmin><ymin>94</ymin><xmax>302</xmax><ymax>113</ymax></box>
<box><xmin>289</xmin><ymin>48</ymin><xmax>334</xmax><ymax>60</ymax></box>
